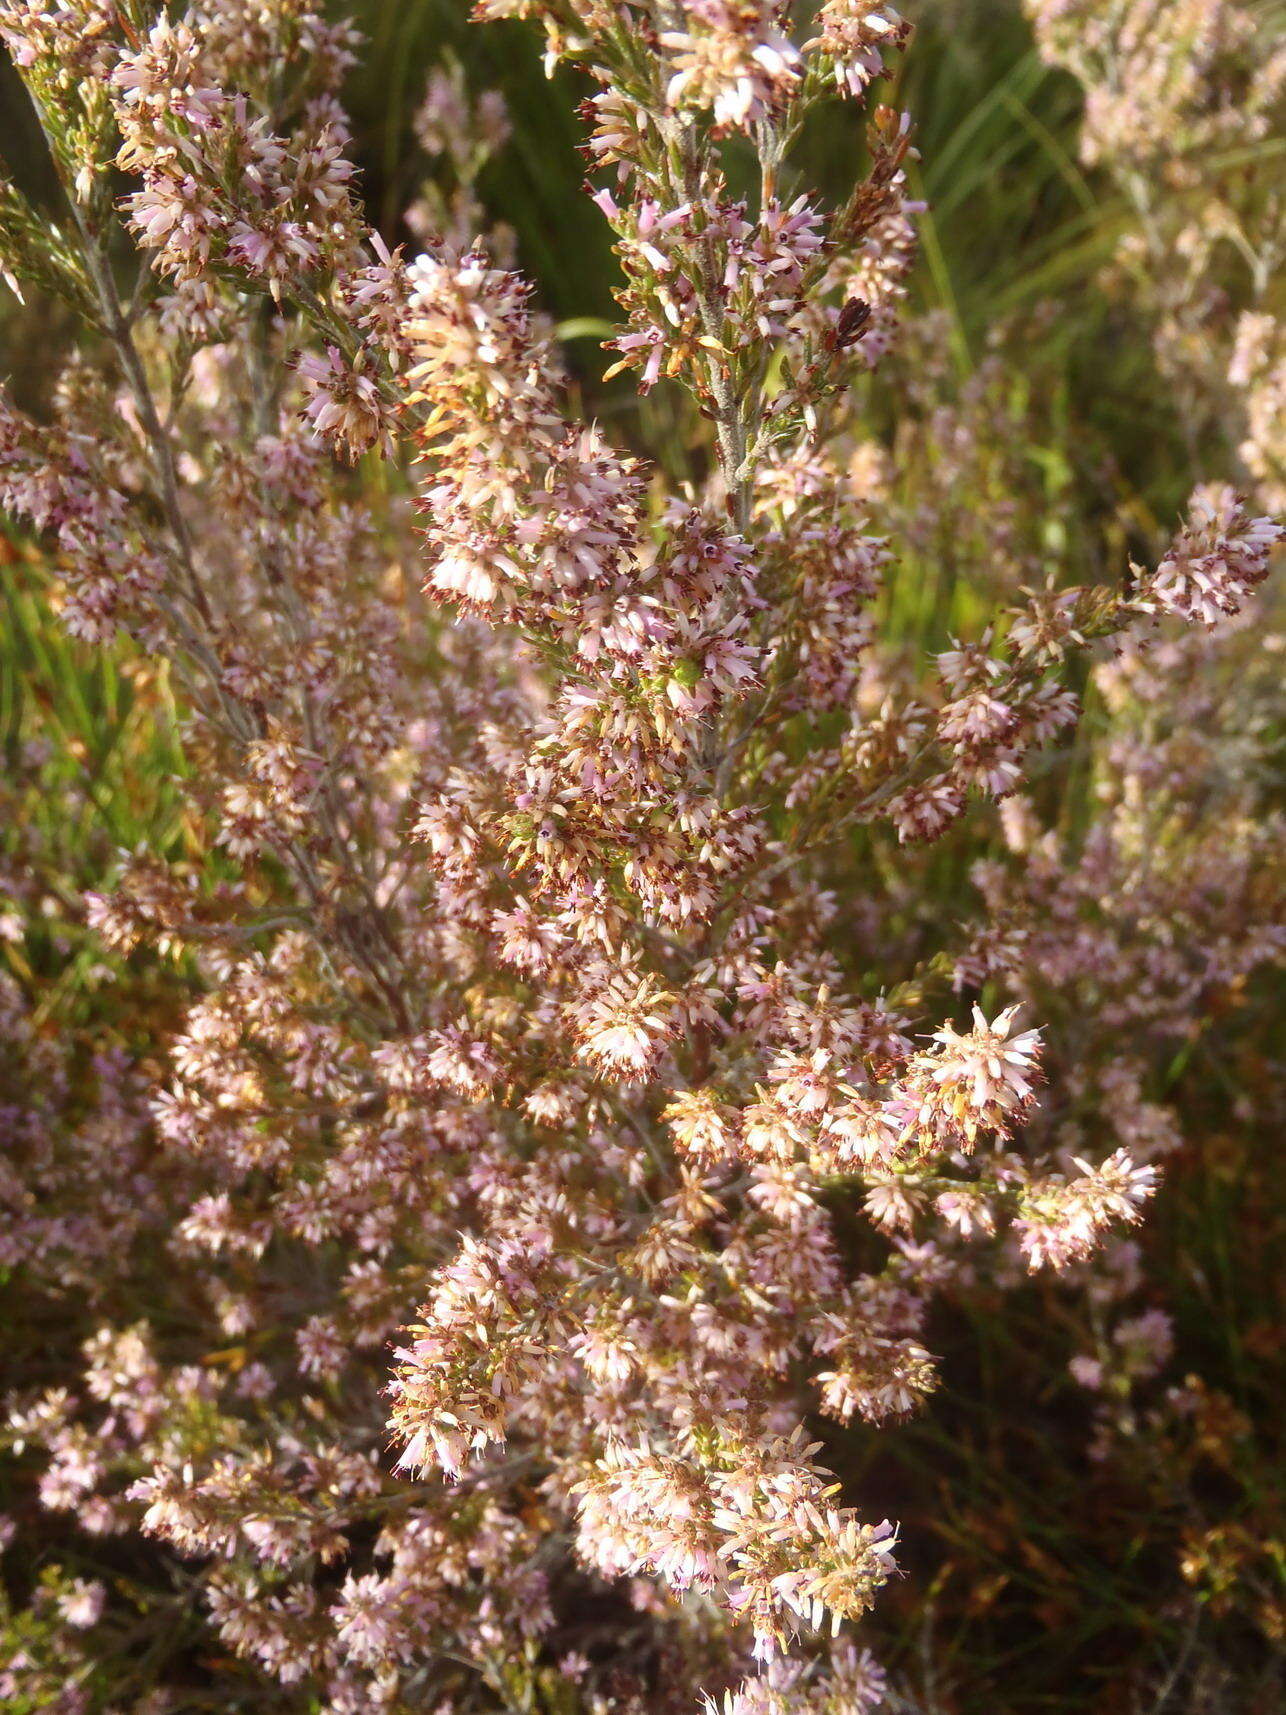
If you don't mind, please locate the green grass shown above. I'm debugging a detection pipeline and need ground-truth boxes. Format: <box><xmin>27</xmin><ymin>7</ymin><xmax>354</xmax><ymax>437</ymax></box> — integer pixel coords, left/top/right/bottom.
<box><xmin>0</xmin><ymin>549</ymin><xmax>189</xmax><ymax>855</ymax></box>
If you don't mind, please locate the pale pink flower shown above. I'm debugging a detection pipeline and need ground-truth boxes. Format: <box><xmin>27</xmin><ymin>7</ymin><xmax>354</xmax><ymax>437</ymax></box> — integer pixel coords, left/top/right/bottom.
<box><xmin>1144</xmin><ymin>485</ymin><xmax>1282</xmax><ymax>627</ymax></box>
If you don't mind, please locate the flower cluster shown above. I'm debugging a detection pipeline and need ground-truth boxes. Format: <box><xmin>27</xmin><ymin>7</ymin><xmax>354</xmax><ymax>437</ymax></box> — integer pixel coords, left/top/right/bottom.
<box><xmin>1141</xmin><ymin>482</ymin><xmax>1283</xmax><ymax>627</ymax></box>
<box><xmin>0</xmin><ymin>1</ymin><xmax>1280</xmax><ymax>1711</ymax></box>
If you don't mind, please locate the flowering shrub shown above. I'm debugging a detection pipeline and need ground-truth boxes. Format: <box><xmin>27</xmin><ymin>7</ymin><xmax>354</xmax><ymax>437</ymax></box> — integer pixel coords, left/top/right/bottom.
<box><xmin>0</xmin><ymin>1</ymin><xmax>1281</xmax><ymax>1711</ymax></box>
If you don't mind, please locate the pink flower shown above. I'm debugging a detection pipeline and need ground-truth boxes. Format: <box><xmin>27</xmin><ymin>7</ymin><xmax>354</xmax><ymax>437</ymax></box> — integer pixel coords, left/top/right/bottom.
<box><xmin>1144</xmin><ymin>485</ymin><xmax>1283</xmax><ymax>627</ymax></box>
